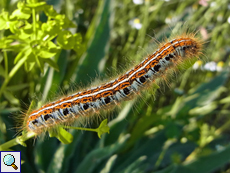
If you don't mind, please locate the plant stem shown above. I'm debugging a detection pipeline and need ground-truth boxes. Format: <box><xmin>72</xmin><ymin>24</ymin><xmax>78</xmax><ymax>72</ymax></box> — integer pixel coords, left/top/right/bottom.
<box><xmin>0</xmin><ymin>56</ymin><xmax>28</xmax><ymax>99</ymax></box>
<box><xmin>62</xmin><ymin>126</ymin><xmax>99</xmax><ymax>133</ymax></box>
<box><xmin>0</xmin><ymin>131</ymin><xmax>35</xmax><ymax>151</ymax></box>
<box><xmin>32</xmin><ymin>6</ymin><xmax>37</xmax><ymax>40</ymax></box>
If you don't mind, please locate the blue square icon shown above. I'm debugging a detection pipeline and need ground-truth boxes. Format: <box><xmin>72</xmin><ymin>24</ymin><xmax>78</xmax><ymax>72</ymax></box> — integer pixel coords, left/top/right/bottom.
<box><xmin>0</xmin><ymin>151</ymin><xmax>21</xmax><ymax>173</ymax></box>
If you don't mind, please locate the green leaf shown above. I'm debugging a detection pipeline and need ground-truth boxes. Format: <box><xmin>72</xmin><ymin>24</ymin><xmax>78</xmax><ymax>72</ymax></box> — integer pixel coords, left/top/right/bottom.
<box><xmin>55</xmin><ymin>14</ymin><xmax>76</xmax><ymax>28</ymax></box>
<box><xmin>14</xmin><ymin>46</ymin><xmax>31</xmax><ymax>64</ymax></box>
<box><xmin>100</xmin><ymin>155</ymin><xmax>118</xmax><ymax>173</ymax></box>
<box><xmin>0</xmin><ymin>37</ymin><xmax>14</xmax><ymax>49</ymax></box>
<box><xmin>23</xmin><ymin>52</ymin><xmax>37</xmax><ymax>72</ymax></box>
<box><xmin>6</xmin><ymin>83</ymin><xmax>29</xmax><ymax>92</ymax></box>
<box><xmin>43</xmin><ymin>58</ymin><xmax>59</xmax><ymax>71</ymax></box>
<box><xmin>43</xmin><ymin>5</ymin><xmax>59</xmax><ymax>18</ymax></box>
<box><xmin>38</xmin><ymin>49</ymin><xmax>57</xmax><ymax>58</ymax></box>
<box><xmin>57</xmin><ymin>30</ymin><xmax>75</xmax><ymax>49</ymax></box>
<box><xmin>41</xmin><ymin>20</ymin><xmax>61</xmax><ymax>35</ymax></box>
<box><xmin>26</xmin><ymin>2</ymin><xmax>46</xmax><ymax>8</ymax></box>
<box><xmin>49</xmin><ymin>127</ymin><xmax>73</xmax><ymax>144</ymax></box>
<box><xmin>14</xmin><ymin>22</ymin><xmax>33</xmax><ymax>39</ymax></box>
<box><xmin>36</xmin><ymin>56</ymin><xmax>44</xmax><ymax>72</ymax></box>
<box><xmin>0</xmin><ymin>101</ymin><xmax>8</xmax><ymax>110</ymax></box>
<box><xmin>3</xmin><ymin>90</ymin><xmax>20</xmax><ymax>105</ymax></box>
<box><xmin>30</xmin><ymin>40</ymin><xmax>41</xmax><ymax>55</ymax></box>
<box><xmin>37</xmin><ymin>41</ymin><xmax>59</xmax><ymax>58</ymax></box>
<box><xmin>0</xmin><ymin>11</ymin><xmax>10</xmax><ymax>30</ymax></box>
<box><xmin>156</xmin><ymin>145</ymin><xmax>230</xmax><ymax>173</ymax></box>
<box><xmin>123</xmin><ymin>156</ymin><xmax>146</xmax><ymax>173</ymax></box>
<box><xmin>24</xmin><ymin>60</ymin><xmax>35</xmax><ymax>72</ymax></box>
<box><xmin>97</xmin><ymin>119</ymin><xmax>110</xmax><ymax>138</ymax></box>
<box><xmin>75</xmin><ymin>134</ymin><xmax>130</xmax><ymax>173</ymax></box>
<box><xmin>72</xmin><ymin>0</ymin><xmax>114</xmax><ymax>84</ymax></box>
<box><xmin>10</xmin><ymin>1</ymin><xmax>31</xmax><ymax>20</ymax></box>
<box><xmin>10</xmin><ymin>8</ymin><xmax>31</xmax><ymax>20</ymax></box>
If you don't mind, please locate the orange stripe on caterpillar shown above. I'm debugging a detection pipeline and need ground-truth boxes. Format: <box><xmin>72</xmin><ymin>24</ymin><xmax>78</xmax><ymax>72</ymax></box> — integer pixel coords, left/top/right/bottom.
<box><xmin>25</xmin><ymin>35</ymin><xmax>203</xmax><ymax>134</ymax></box>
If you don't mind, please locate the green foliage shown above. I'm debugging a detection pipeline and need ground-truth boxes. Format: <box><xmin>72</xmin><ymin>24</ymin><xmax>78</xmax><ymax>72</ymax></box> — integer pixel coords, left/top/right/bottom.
<box><xmin>0</xmin><ymin>0</ymin><xmax>80</xmax><ymax>72</ymax></box>
<box><xmin>1</xmin><ymin>0</ymin><xmax>230</xmax><ymax>173</ymax></box>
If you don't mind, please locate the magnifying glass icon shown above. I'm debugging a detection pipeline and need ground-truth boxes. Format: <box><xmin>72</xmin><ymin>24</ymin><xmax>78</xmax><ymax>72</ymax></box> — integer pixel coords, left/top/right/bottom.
<box><xmin>3</xmin><ymin>154</ymin><xmax>18</xmax><ymax>170</ymax></box>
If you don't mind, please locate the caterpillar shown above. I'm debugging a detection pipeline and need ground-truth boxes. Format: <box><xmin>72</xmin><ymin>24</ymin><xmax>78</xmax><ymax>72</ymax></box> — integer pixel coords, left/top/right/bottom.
<box><xmin>24</xmin><ymin>32</ymin><xmax>203</xmax><ymax>135</ymax></box>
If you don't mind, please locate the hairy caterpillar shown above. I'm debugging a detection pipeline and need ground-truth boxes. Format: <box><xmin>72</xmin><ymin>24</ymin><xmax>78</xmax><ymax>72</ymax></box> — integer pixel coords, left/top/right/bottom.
<box><xmin>23</xmin><ymin>32</ymin><xmax>203</xmax><ymax>135</ymax></box>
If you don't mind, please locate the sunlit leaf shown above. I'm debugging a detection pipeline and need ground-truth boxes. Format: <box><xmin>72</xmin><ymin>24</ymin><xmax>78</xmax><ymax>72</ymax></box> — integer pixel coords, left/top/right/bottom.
<box><xmin>97</xmin><ymin>119</ymin><xmax>110</xmax><ymax>138</ymax></box>
<box><xmin>49</xmin><ymin>127</ymin><xmax>73</xmax><ymax>144</ymax></box>
<box><xmin>0</xmin><ymin>11</ymin><xmax>10</xmax><ymax>30</ymax></box>
<box><xmin>26</xmin><ymin>2</ymin><xmax>46</xmax><ymax>8</ymax></box>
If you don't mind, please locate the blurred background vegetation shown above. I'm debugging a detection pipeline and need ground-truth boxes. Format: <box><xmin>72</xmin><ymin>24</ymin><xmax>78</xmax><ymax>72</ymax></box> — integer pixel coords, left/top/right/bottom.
<box><xmin>1</xmin><ymin>0</ymin><xmax>230</xmax><ymax>172</ymax></box>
